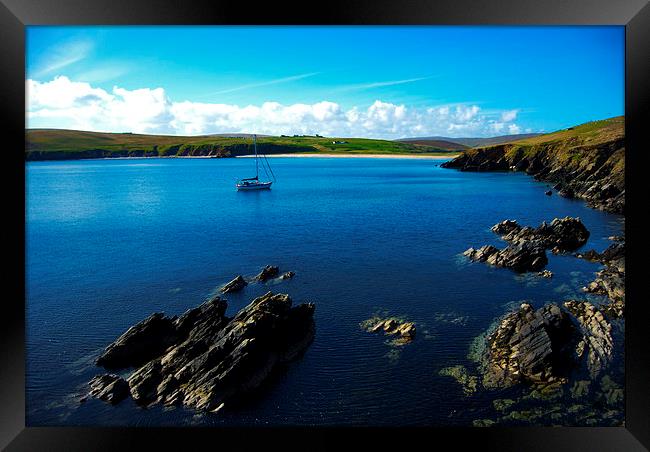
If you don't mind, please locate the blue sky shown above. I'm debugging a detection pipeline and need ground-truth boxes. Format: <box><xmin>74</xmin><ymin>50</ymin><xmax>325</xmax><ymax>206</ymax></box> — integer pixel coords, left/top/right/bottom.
<box><xmin>26</xmin><ymin>26</ymin><xmax>624</xmax><ymax>138</ymax></box>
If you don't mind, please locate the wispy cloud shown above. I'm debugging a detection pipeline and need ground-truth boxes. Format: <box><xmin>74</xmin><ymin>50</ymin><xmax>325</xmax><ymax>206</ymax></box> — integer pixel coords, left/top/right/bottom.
<box><xmin>337</xmin><ymin>76</ymin><xmax>434</xmax><ymax>92</ymax></box>
<box><xmin>33</xmin><ymin>40</ymin><xmax>93</xmax><ymax>78</ymax></box>
<box><xmin>207</xmin><ymin>72</ymin><xmax>320</xmax><ymax>96</ymax></box>
<box><xmin>76</xmin><ymin>64</ymin><xmax>131</xmax><ymax>83</ymax></box>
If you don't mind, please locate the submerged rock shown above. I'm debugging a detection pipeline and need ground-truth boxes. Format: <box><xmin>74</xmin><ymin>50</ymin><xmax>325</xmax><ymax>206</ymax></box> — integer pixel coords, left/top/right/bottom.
<box><xmin>220</xmin><ymin>275</ymin><xmax>247</xmax><ymax>293</ymax></box>
<box><xmin>361</xmin><ymin>316</ymin><xmax>416</xmax><ymax>345</ymax></box>
<box><xmin>88</xmin><ymin>374</ymin><xmax>130</xmax><ymax>404</ymax></box>
<box><xmin>91</xmin><ymin>291</ymin><xmax>315</xmax><ymax>412</ymax></box>
<box><xmin>439</xmin><ymin>365</ymin><xmax>478</xmax><ymax>395</ymax></box>
<box><xmin>545</xmin><ymin>190</ymin><xmax>553</xmax><ymax>196</ymax></box>
<box><xmin>255</xmin><ymin>265</ymin><xmax>279</xmax><ymax>282</ymax></box>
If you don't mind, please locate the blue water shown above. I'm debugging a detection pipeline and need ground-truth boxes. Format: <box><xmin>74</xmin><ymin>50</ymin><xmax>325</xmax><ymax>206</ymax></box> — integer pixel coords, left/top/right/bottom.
<box><xmin>26</xmin><ymin>157</ymin><xmax>624</xmax><ymax>426</ymax></box>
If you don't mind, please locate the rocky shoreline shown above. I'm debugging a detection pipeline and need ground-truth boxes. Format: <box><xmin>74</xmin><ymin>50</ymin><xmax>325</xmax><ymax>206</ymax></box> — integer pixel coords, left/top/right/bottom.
<box><xmin>453</xmin><ymin>212</ymin><xmax>625</xmax><ymax>425</ymax></box>
<box><xmin>441</xmin><ymin>117</ymin><xmax>625</xmax><ymax>214</ymax></box>
<box><xmin>86</xmin><ymin>289</ymin><xmax>315</xmax><ymax>412</ymax></box>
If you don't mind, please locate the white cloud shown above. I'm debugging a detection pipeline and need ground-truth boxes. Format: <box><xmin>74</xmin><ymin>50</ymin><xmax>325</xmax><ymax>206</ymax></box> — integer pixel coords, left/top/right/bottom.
<box><xmin>500</xmin><ymin>109</ymin><xmax>518</xmax><ymax>122</ymax></box>
<box><xmin>27</xmin><ymin>76</ymin><xmax>525</xmax><ymax>138</ymax></box>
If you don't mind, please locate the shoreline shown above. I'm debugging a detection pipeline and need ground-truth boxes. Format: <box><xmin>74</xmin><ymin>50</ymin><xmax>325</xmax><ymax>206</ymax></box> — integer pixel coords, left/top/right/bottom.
<box><xmin>236</xmin><ymin>153</ymin><xmax>458</xmax><ymax>160</ymax></box>
<box><xmin>28</xmin><ymin>153</ymin><xmax>459</xmax><ymax>162</ymax></box>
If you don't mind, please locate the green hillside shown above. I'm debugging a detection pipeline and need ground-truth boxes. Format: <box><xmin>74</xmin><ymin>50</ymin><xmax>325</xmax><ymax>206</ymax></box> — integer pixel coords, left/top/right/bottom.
<box><xmin>25</xmin><ymin>129</ymin><xmax>458</xmax><ymax>161</ymax></box>
<box><xmin>442</xmin><ymin>116</ymin><xmax>625</xmax><ymax>213</ymax></box>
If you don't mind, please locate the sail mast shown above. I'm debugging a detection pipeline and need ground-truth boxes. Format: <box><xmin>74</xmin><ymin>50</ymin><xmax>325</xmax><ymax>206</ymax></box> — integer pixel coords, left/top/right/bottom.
<box><xmin>254</xmin><ymin>134</ymin><xmax>258</xmax><ymax>179</ymax></box>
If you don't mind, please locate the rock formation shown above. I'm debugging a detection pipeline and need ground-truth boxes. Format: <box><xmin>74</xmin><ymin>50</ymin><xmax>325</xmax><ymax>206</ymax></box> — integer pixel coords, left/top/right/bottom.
<box><xmin>255</xmin><ymin>265</ymin><xmax>279</xmax><ymax>282</ymax></box>
<box><xmin>564</xmin><ymin>301</ymin><xmax>613</xmax><ymax>377</ymax></box>
<box><xmin>90</xmin><ymin>291</ymin><xmax>315</xmax><ymax>412</ymax></box>
<box><xmin>361</xmin><ymin>317</ymin><xmax>416</xmax><ymax>345</ymax></box>
<box><xmin>464</xmin><ymin>217</ymin><xmax>589</xmax><ymax>272</ymax></box>
<box><xmin>577</xmin><ymin>242</ymin><xmax>625</xmax><ymax>317</ymax></box>
<box><xmin>479</xmin><ymin>301</ymin><xmax>614</xmax><ymax>389</ymax></box>
<box><xmin>491</xmin><ymin>217</ymin><xmax>590</xmax><ymax>252</ymax></box>
<box><xmin>220</xmin><ymin>275</ymin><xmax>247</xmax><ymax>293</ymax></box>
<box><xmin>464</xmin><ymin>243</ymin><xmax>548</xmax><ymax>272</ymax></box>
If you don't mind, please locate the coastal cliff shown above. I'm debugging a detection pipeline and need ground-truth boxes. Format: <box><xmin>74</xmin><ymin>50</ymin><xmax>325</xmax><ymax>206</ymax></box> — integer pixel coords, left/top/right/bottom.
<box><xmin>441</xmin><ymin>117</ymin><xmax>625</xmax><ymax>214</ymax></box>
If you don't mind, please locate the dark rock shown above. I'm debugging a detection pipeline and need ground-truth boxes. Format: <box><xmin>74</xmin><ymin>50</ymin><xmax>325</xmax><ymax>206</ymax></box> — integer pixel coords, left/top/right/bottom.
<box><xmin>464</xmin><ymin>242</ymin><xmax>548</xmax><ymax>272</ymax></box>
<box><xmin>494</xmin><ymin>217</ymin><xmax>590</xmax><ymax>252</ymax></box>
<box><xmin>582</xmin><ymin>267</ymin><xmax>625</xmax><ymax>318</ymax></box>
<box><xmin>92</xmin><ymin>291</ymin><xmax>315</xmax><ymax>412</ymax></box>
<box><xmin>88</xmin><ymin>374</ymin><xmax>130</xmax><ymax>404</ymax></box>
<box><xmin>576</xmin><ymin>242</ymin><xmax>625</xmax><ymax>317</ymax></box>
<box><xmin>491</xmin><ymin>219</ymin><xmax>520</xmax><ymax>235</ymax></box>
<box><xmin>96</xmin><ymin>313</ymin><xmax>178</xmax><ymax>369</ymax></box>
<box><xmin>280</xmin><ymin>271</ymin><xmax>295</xmax><ymax>280</ymax></box>
<box><xmin>545</xmin><ymin>190</ymin><xmax>553</xmax><ymax>196</ymax></box>
<box><xmin>255</xmin><ymin>265</ymin><xmax>279</xmax><ymax>282</ymax></box>
<box><xmin>220</xmin><ymin>275</ymin><xmax>247</xmax><ymax>293</ymax></box>
<box><xmin>481</xmin><ymin>303</ymin><xmax>578</xmax><ymax>388</ymax></box>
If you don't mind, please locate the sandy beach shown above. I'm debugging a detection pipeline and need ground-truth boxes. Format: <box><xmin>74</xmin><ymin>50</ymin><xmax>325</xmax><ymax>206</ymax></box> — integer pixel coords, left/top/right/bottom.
<box><xmin>237</xmin><ymin>153</ymin><xmax>459</xmax><ymax>160</ymax></box>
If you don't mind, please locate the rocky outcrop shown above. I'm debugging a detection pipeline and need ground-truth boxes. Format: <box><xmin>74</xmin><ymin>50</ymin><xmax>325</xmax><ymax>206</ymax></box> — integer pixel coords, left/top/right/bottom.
<box><xmin>491</xmin><ymin>217</ymin><xmax>590</xmax><ymax>253</ymax></box>
<box><xmin>255</xmin><ymin>265</ymin><xmax>279</xmax><ymax>282</ymax></box>
<box><xmin>95</xmin><ymin>313</ymin><xmax>179</xmax><ymax>369</ymax></box>
<box><xmin>538</xmin><ymin>270</ymin><xmax>553</xmax><ymax>278</ymax></box>
<box><xmin>280</xmin><ymin>271</ymin><xmax>295</xmax><ymax>280</ymax></box>
<box><xmin>583</xmin><ymin>268</ymin><xmax>625</xmax><ymax>318</ymax></box>
<box><xmin>564</xmin><ymin>301</ymin><xmax>613</xmax><ymax>377</ymax></box>
<box><xmin>220</xmin><ymin>275</ymin><xmax>247</xmax><ymax>293</ymax></box>
<box><xmin>441</xmin><ymin>117</ymin><xmax>625</xmax><ymax>214</ymax></box>
<box><xmin>577</xmin><ymin>242</ymin><xmax>625</xmax><ymax>317</ymax></box>
<box><xmin>361</xmin><ymin>317</ymin><xmax>416</xmax><ymax>345</ymax></box>
<box><xmin>87</xmin><ymin>374</ymin><xmax>130</xmax><ymax>404</ymax></box>
<box><xmin>464</xmin><ymin>243</ymin><xmax>548</xmax><ymax>272</ymax></box>
<box><xmin>481</xmin><ymin>303</ymin><xmax>576</xmax><ymax>389</ymax></box>
<box><xmin>479</xmin><ymin>301</ymin><xmax>614</xmax><ymax>389</ymax></box>
<box><xmin>91</xmin><ymin>291</ymin><xmax>315</xmax><ymax>412</ymax></box>
<box><xmin>465</xmin><ymin>217</ymin><xmax>590</xmax><ymax>273</ymax></box>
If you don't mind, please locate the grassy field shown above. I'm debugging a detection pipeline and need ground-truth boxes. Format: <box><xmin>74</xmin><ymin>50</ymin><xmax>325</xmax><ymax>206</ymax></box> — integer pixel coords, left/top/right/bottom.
<box><xmin>460</xmin><ymin>116</ymin><xmax>624</xmax><ymax>161</ymax></box>
<box><xmin>25</xmin><ymin>129</ymin><xmax>459</xmax><ymax>160</ymax></box>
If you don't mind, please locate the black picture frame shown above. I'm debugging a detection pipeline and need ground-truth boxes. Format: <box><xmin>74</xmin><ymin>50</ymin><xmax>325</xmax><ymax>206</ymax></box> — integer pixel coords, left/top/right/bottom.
<box><xmin>2</xmin><ymin>0</ymin><xmax>649</xmax><ymax>450</ymax></box>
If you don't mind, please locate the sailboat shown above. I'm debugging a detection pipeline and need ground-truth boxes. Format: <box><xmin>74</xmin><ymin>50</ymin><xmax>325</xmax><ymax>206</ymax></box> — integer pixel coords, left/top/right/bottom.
<box><xmin>236</xmin><ymin>134</ymin><xmax>275</xmax><ymax>190</ymax></box>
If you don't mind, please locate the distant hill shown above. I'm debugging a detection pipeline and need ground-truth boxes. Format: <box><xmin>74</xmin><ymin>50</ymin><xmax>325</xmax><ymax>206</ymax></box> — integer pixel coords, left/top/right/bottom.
<box><xmin>398</xmin><ymin>133</ymin><xmax>543</xmax><ymax>148</ymax></box>
<box><xmin>393</xmin><ymin>139</ymin><xmax>469</xmax><ymax>151</ymax></box>
<box><xmin>25</xmin><ymin>129</ymin><xmax>460</xmax><ymax>161</ymax></box>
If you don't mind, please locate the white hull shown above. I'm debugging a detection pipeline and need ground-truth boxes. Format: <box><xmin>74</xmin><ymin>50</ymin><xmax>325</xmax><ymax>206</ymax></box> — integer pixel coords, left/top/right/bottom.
<box><xmin>236</xmin><ymin>181</ymin><xmax>272</xmax><ymax>190</ymax></box>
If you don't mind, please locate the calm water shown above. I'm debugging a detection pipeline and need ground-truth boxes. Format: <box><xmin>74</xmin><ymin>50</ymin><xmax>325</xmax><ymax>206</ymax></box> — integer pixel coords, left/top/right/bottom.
<box><xmin>26</xmin><ymin>157</ymin><xmax>624</xmax><ymax>426</ymax></box>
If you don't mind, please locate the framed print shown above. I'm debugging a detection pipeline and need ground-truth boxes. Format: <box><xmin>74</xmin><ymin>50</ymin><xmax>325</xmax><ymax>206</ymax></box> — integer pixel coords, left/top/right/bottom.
<box><xmin>2</xmin><ymin>0</ymin><xmax>649</xmax><ymax>450</ymax></box>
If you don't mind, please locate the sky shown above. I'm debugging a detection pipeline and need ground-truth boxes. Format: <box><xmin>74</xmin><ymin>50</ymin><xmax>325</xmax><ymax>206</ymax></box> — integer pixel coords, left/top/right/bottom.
<box><xmin>25</xmin><ymin>26</ymin><xmax>624</xmax><ymax>139</ymax></box>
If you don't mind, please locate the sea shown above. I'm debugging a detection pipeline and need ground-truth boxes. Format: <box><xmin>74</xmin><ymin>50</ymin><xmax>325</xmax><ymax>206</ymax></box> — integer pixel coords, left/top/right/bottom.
<box><xmin>25</xmin><ymin>157</ymin><xmax>625</xmax><ymax>426</ymax></box>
